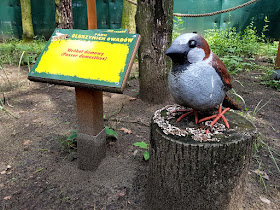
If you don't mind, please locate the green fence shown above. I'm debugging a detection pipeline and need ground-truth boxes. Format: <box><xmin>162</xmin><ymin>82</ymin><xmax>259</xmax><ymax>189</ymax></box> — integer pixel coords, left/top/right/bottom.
<box><xmin>0</xmin><ymin>0</ymin><xmax>22</xmax><ymax>39</ymax></box>
<box><xmin>0</xmin><ymin>0</ymin><xmax>123</xmax><ymax>39</ymax></box>
<box><xmin>174</xmin><ymin>0</ymin><xmax>280</xmax><ymax>39</ymax></box>
<box><xmin>0</xmin><ymin>0</ymin><xmax>279</xmax><ymax>39</ymax></box>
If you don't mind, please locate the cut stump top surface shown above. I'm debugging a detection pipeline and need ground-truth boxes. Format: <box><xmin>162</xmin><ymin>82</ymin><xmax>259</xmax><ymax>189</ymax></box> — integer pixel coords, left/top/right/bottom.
<box><xmin>152</xmin><ymin>105</ymin><xmax>257</xmax><ymax>144</ymax></box>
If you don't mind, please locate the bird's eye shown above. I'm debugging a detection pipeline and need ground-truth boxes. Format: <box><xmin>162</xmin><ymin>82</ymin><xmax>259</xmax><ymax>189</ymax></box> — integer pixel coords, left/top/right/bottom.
<box><xmin>189</xmin><ymin>40</ymin><xmax>196</xmax><ymax>48</ymax></box>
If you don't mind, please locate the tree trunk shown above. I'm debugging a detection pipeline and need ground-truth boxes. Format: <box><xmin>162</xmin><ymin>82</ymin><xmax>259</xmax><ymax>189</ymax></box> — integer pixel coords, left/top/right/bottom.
<box><xmin>135</xmin><ymin>0</ymin><xmax>174</xmax><ymax>104</ymax></box>
<box><xmin>20</xmin><ymin>0</ymin><xmax>34</xmax><ymax>41</ymax></box>
<box><xmin>148</xmin><ymin>108</ymin><xmax>256</xmax><ymax>210</ymax></box>
<box><xmin>121</xmin><ymin>0</ymin><xmax>137</xmax><ymax>33</ymax></box>
<box><xmin>55</xmin><ymin>0</ymin><xmax>73</xmax><ymax>29</ymax></box>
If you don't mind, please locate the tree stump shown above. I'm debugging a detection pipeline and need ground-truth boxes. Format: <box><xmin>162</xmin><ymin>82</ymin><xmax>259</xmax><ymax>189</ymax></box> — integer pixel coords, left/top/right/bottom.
<box><xmin>148</xmin><ymin>105</ymin><xmax>257</xmax><ymax>210</ymax></box>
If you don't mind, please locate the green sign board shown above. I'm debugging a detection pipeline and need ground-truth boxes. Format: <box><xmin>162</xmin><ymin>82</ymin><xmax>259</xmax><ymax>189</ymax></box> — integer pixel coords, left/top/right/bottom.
<box><xmin>28</xmin><ymin>29</ymin><xmax>140</xmax><ymax>93</ymax></box>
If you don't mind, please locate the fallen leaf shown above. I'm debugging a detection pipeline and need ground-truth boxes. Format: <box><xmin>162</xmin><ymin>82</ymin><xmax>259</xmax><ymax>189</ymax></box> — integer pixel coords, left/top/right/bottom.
<box><xmin>6</xmin><ymin>165</ymin><xmax>12</xmax><ymax>174</ymax></box>
<box><xmin>3</xmin><ymin>196</ymin><xmax>11</xmax><ymax>200</ymax></box>
<box><xmin>251</xmin><ymin>169</ymin><xmax>269</xmax><ymax>180</ymax></box>
<box><xmin>260</xmin><ymin>196</ymin><xmax>271</xmax><ymax>204</ymax></box>
<box><xmin>129</xmin><ymin>97</ymin><xmax>137</xmax><ymax>101</ymax></box>
<box><xmin>23</xmin><ymin>140</ymin><xmax>31</xmax><ymax>145</ymax></box>
<box><xmin>119</xmin><ymin>127</ymin><xmax>132</xmax><ymax>134</ymax></box>
<box><xmin>133</xmin><ymin>150</ymin><xmax>138</xmax><ymax>157</ymax></box>
<box><xmin>11</xmin><ymin>130</ymin><xmax>17</xmax><ymax>136</ymax></box>
<box><xmin>1</xmin><ymin>165</ymin><xmax>12</xmax><ymax>175</ymax></box>
<box><xmin>118</xmin><ymin>191</ymin><xmax>126</xmax><ymax>197</ymax></box>
<box><xmin>34</xmin><ymin>168</ymin><xmax>44</xmax><ymax>173</ymax></box>
<box><xmin>0</xmin><ymin>183</ymin><xmax>4</xmax><ymax>188</ymax></box>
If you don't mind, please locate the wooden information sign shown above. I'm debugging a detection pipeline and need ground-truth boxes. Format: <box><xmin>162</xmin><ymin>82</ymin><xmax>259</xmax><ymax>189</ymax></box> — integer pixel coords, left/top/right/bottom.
<box><xmin>28</xmin><ymin>28</ymin><xmax>140</xmax><ymax>93</ymax></box>
<box><xmin>28</xmin><ymin>28</ymin><xmax>141</xmax><ymax>171</ymax></box>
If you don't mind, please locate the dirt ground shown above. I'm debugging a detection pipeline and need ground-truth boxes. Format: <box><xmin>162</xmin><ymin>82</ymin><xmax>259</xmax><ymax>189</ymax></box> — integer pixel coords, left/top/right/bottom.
<box><xmin>0</xmin><ymin>63</ymin><xmax>279</xmax><ymax>209</ymax></box>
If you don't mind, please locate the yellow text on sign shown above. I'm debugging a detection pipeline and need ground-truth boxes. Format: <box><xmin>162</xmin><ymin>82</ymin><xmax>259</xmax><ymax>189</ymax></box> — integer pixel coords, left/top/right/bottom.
<box><xmin>35</xmin><ymin>39</ymin><xmax>130</xmax><ymax>83</ymax></box>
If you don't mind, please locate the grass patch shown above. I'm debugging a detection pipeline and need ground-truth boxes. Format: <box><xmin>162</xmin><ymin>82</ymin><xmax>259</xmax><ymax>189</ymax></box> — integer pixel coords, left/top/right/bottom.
<box><xmin>253</xmin><ymin>135</ymin><xmax>280</xmax><ymax>191</ymax></box>
<box><xmin>0</xmin><ymin>36</ymin><xmax>46</xmax><ymax>67</ymax></box>
<box><xmin>204</xmin><ymin>18</ymin><xmax>278</xmax><ymax>75</ymax></box>
<box><xmin>261</xmin><ymin>69</ymin><xmax>280</xmax><ymax>90</ymax></box>
<box><xmin>58</xmin><ymin>130</ymin><xmax>78</xmax><ymax>154</ymax></box>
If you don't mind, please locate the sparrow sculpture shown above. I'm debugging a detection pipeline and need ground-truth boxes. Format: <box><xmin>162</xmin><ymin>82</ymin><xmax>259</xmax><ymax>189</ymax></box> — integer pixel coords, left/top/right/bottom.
<box><xmin>166</xmin><ymin>33</ymin><xmax>238</xmax><ymax>134</ymax></box>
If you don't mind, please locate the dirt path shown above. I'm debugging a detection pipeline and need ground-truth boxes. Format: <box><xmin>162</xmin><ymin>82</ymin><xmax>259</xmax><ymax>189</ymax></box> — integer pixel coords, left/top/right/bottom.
<box><xmin>0</xmin><ymin>64</ymin><xmax>279</xmax><ymax>209</ymax></box>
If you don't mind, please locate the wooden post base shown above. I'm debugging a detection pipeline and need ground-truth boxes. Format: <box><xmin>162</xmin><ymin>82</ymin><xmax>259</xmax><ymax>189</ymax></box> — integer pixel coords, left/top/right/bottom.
<box><xmin>148</xmin><ymin>107</ymin><xmax>256</xmax><ymax>210</ymax></box>
<box><xmin>77</xmin><ymin>129</ymin><xmax>106</xmax><ymax>171</ymax></box>
<box><xmin>75</xmin><ymin>88</ymin><xmax>105</xmax><ymax>170</ymax></box>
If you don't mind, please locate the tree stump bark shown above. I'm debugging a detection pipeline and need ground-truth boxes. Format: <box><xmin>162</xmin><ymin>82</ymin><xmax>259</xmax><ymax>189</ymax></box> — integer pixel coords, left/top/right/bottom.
<box><xmin>148</xmin><ymin>105</ymin><xmax>257</xmax><ymax>210</ymax></box>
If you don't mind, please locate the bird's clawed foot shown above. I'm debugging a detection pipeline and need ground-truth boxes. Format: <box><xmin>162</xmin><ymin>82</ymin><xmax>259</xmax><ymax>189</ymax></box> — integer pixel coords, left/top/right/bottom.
<box><xmin>198</xmin><ymin>105</ymin><xmax>230</xmax><ymax>134</ymax></box>
<box><xmin>175</xmin><ymin>109</ymin><xmax>199</xmax><ymax>124</ymax></box>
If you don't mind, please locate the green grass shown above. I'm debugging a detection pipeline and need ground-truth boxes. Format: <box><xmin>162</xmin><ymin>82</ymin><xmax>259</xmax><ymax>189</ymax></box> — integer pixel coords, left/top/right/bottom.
<box><xmin>58</xmin><ymin>130</ymin><xmax>78</xmax><ymax>153</ymax></box>
<box><xmin>253</xmin><ymin>135</ymin><xmax>280</xmax><ymax>191</ymax></box>
<box><xmin>0</xmin><ymin>98</ymin><xmax>17</xmax><ymax>118</ymax></box>
<box><xmin>58</xmin><ymin>127</ymin><xmax>118</xmax><ymax>154</ymax></box>
<box><xmin>261</xmin><ymin>69</ymin><xmax>280</xmax><ymax>91</ymax></box>
<box><xmin>203</xmin><ymin>18</ymin><xmax>279</xmax><ymax>90</ymax></box>
<box><xmin>133</xmin><ymin>141</ymin><xmax>149</xmax><ymax>160</ymax></box>
<box><xmin>204</xmin><ymin>17</ymin><xmax>275</xmax><ymax>56</ymax></box>
<box><xmin>172</xmin><ymin>16</ymin><xmax>185</xmax><ymax>41</ymax></box>
<box><xmin>204</xmin><ymin>19</ymin><xmax>278</xmax><ymax>74</ymax></box>
<box><xmin>0</xmin><ymin>36</ymin><xmax>46</xmax><ymax>66</ymax></box>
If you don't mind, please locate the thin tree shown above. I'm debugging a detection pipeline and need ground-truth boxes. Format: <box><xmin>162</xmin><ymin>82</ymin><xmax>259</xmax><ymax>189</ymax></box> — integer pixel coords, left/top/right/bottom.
<box><xmin>122</xmin><ymin>0</ymin><xmax>137</xmax><ymax>33</ymax></box>
<box><xmin>135</xmin><ymin>0</ymin><xmax>174</xmax><ymax>104</ymax></box>
<box><xmin>20</xmin><ymin>0</ymin><xmax>34</xmax><ymax>41</ymax></box>
<box><xmin>55</xmin><ymin>0</ymin><xmax>73</xmax><ymax>29</ymax></box>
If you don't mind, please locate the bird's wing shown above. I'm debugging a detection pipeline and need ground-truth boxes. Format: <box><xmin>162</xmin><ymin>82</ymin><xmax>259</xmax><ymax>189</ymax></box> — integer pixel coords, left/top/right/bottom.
<box><xmin>210</xmin><ymin>53</ymin><xmax>232</xmax><ymax>89</ymax></box>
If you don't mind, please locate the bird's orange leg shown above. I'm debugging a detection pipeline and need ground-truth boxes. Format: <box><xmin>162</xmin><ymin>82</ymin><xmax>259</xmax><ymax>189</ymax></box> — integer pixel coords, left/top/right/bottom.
<box><xmin>176</xmin><ymin>109</ymin><xmax>198</xmax><ymax>124</ymax></box>
<box><xmin>198</xmin><ymin>105</ymin><xmax>230</xmax><ymax>134</ymax></box>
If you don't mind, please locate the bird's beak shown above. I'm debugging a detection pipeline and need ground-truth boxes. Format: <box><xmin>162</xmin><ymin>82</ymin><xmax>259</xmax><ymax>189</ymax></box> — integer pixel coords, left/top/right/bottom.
<box><xmin>165</xmin><ymin>46</ymin><xmax>174</xmax><ymax>56</ymax></box>
<box><xmin>165</xmin><ymin>44</ymin><xmax>188</xmax><ymax>64</ymax></box>
<box><xmin>166</xmin><ymin>43</ymin><xmax>188</xmax><ymax>56</ymax></box>
<box><xmin>166</xmin><ymin>44</ymin><xmax>181</xmax><ymax>56</ymax></box>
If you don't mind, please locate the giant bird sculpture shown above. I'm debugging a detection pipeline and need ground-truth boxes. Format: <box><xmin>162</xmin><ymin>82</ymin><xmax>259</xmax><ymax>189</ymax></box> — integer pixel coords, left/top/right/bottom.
<box><xmin>166</xmin><ymin>33</ymin><xmax>240</xmax><ymax>134</ymax></box>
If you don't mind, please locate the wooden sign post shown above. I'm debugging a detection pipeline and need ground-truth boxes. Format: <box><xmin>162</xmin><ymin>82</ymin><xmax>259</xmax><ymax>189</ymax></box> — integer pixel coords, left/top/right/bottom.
<box><xmin>275</xmin><ymin>41</ymin><xmax>280</xmax><ymax>68</ymax></box>
<box><xmin>28</xmin><ymin>28</ymin><xmax>140</xmax><ymax>170</ymax></box>
<box><xmin>86</xmin><ymin>0</ymin><xmax>97</xmax><ymax>30</ymax></box>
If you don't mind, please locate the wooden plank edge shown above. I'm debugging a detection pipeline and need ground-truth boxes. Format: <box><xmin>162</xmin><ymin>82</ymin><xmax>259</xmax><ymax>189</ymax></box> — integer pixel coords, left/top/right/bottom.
<box><xmin>28</xmin><ymin>75</ymin><xmax>123</xmax><ymax>94</ymax></box>
<box><xmin>120</xmin><ymin>35</ymin><xmax>141</xmax><ymax>92</ymax></box>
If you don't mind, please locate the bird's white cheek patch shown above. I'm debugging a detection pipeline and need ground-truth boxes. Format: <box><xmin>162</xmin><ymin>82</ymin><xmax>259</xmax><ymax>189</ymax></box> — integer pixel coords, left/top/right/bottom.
<box><xmin>188</xmin><ymin>48</ymin><xmax>205</xmax><ymax>63</ymax></box>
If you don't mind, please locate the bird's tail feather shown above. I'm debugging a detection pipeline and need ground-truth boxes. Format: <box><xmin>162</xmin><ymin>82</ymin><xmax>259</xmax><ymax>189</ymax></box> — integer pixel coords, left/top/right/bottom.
<box><xmin>222</xmin><ymin>95</ymin><xmax>242</xmax><ymax>110</ymax></box>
